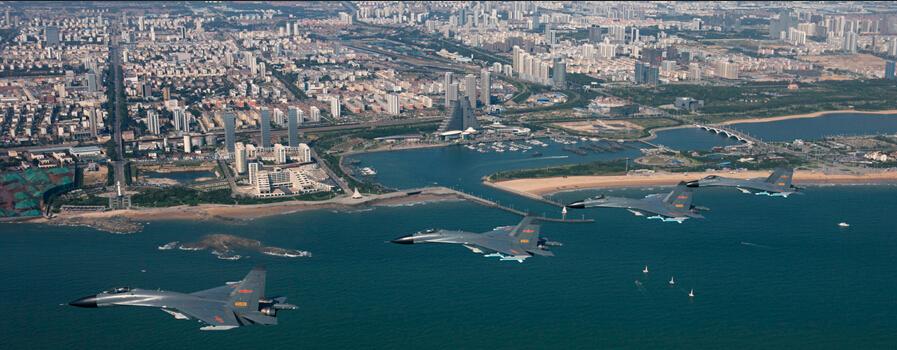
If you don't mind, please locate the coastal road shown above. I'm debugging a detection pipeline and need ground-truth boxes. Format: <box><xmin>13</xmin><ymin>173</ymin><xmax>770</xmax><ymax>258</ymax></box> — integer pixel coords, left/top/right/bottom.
<box><xmin>108</xmin><ymin>21</ymin><xmax>127</xmax><ymax>187</ymax></box>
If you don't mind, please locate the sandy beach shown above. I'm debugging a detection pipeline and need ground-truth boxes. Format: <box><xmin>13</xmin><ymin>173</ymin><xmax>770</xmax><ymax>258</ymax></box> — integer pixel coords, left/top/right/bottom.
<box><xmin>488</xmin><ymin>169</ymin><xmax>897</xmax><ymax>196</ymax></box>
<box><xmin>718</xmin><ymin>109</ymin><xmax>897</xmax><ymax>126</ymax></box>
<box><xmin>41</xmin><ymin>187</ymin><xmax>469</xmax><ymax>234</ymax></box>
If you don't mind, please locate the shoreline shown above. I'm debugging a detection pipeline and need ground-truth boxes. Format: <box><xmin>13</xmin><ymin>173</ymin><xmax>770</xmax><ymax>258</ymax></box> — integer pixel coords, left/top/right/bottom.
<box><xmin>718</xmin><ymin>109</ymin><xmax>897</xmax><ymax>126</ymax></box>
<box><xmin>488</xmin><ymin>169</ymin><xmax>897</xmax><ymax>196</ymax></box>
<box><xmin>29</xmin><ymin>187</ymin><xmax>470</xmax><ymax>234</ymax></box>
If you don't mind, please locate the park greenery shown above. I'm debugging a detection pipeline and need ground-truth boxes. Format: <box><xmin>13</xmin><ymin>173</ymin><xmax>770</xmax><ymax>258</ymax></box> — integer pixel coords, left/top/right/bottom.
<box><xmin>608</xmin><ymin>80</ymin><xmax>897</xmax><ymax>123</ymax></box>
<box><xmin>131</xmin><ymin>187</ymin><xmax>335</xmax><ymax>207</ymax></box>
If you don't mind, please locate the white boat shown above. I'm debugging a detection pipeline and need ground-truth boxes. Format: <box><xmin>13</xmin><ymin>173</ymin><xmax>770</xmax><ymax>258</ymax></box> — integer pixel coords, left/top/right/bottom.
<box><xmin>669</xmin><ymin>276</ymin><xmax>675</xmax><ymax>285</ymax></box>
<box><xmin>643</xmin><ymin>265</ymin><xmax>649</xmax><ymax>274</ymax></box>
<box><xmin>838</xmin><ymin>222</ymin><xmax>850</xmax><ymax>227</ymax></box>
<box><xmin>689</xmin><ymin>289</ymin><xmax>695</xmax><ymax>298</ymax></box>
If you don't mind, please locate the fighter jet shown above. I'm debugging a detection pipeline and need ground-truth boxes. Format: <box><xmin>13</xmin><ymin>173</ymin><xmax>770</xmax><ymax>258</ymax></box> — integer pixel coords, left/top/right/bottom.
<box><xmin>686</xmin><ymin>167</ymin><xmax>802</xmax><ymax>197</ymax></box>
<box><xmin>566</xmin><ymin>182</ymin><xmax>707</xmax><ymax>223</ymax></box>
<box><xmin>69</xmin><ymin>267</ymin><xmax>296</xmax><ymax>331</ymax></box>
<box><xmin>391</xmin><ymin>216</ymin><xmax>560</xmax><ymax>263</ymax></box>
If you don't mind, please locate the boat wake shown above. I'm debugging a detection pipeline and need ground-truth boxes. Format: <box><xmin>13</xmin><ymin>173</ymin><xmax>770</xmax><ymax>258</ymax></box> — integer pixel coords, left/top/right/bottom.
<box><xmin>740</xmin><ymin>241</ymin><xmax>773</xmax><ymax>249</ymax></box>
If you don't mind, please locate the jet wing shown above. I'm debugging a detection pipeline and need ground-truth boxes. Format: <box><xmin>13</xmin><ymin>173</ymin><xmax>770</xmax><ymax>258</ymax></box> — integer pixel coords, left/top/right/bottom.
<box><xmin>472</xmin><ymin>237</ymin><xmax>531</xmax><ymax>257</ymax></box>
<box><xmin>164</xmin><ymin>299</ymin><xmax>241</xmax><ymax>330</ymax></box>
<box><xmin>190</xmin><ymin>285</ymin><xmax>236</xmax><ymax>300</ymax></box>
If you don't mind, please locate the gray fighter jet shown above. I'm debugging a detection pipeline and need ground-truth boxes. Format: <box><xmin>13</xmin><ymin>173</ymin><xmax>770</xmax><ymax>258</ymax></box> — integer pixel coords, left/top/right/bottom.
<box><xmin>391</xmin><ymin>216</ymin><xmax>560</xmax><ymax>263</ymax></box>
<box><xmin>69</xmin><ymin>267</ymin><xmax>296</xmax><ymax>331</ymax></box>
<box><xmin>566</xmin><ymin>182</ymin><xmax>707</xmax><ymax>223</ymax></box>
<box><xmin>686</xmin><ymin>167</ymin><xmax>802</xmax><ymax>197</ymax></box>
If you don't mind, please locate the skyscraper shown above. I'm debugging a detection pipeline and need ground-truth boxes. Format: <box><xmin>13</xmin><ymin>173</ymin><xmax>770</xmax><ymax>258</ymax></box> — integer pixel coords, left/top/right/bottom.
<box><xmin>438</xmin><ymin>97</ymin><xmax>479</xmax><ymax>132</ymax></box>
<box><xmin>464</xmin><ymin>74</ymin><xmax>477</xmax><ymax>104</ymax></box>
<box><xmin>260</xmin><ymin>107</ymin><xmax>271</xmax><ymax>147</ymax></box>
<box><xmin>634</xmin><ymin>61</ymin><xmax>660</xmax><ymax>85</ymax></box>
<box><xmin>444</xmin><ymin>72</ymin><xmax>454</xmax><ymax>107</ymax></box>
<box><xmin>553</xmin><ymin>57</ymin><xmax>566</xmax><ymax>90</ymax></box>
<box><xmin>288</xmin><ymin>107</ymin><xmax>300</xmax><ymax>147</ymax></box>
<box><xmin>480</xmin><ymin>68</ymin><xmax>491</xmax><ymax>107</ymax></box>
<box><xmin>447</xmin><ymin>83</ymin><xmax>459</xmax><ymax>104</ymax></box>
<box><xmin>330</xmin><ymin>97</ymin><xmax>341</xmax><ymax>119</ymax></box>
<box><xmin>224</xmin><ymin>111</ymin><xmax>236</xmax><ymax>154</ymax></box>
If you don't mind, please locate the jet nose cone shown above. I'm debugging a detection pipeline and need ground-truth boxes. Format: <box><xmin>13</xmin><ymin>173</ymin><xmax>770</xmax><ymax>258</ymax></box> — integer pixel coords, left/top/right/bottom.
<box><xmin>566</xmin><ymin>201</ymin><xmax>586</xmax><ymax>209</ymax></box>
<box><xmin>685</xmin><ymin>180</ymin><xmax>700</xmax><ymax>187</ymax></box>
<box><xmin>69</xmin><ymin>295</ymin><xmax>98</xmax><ymax>308</ymax></box>
<box><xmin>390</xmin><ymin>235</ymin><xmax>415</xmax><ymax>244</ymax></box>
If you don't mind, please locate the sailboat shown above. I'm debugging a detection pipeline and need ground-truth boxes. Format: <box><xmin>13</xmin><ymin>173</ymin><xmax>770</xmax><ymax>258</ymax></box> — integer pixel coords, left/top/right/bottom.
<box><xmin>643</xmin><ymin>265</ymin><xmax>649</xmax><ymax>274</ymax></box>
<box><xmin>669</xmin><ymin>276</ymin><xmax>675</xmax><ymax>285</ymax></box>
<box><xmin>689</xmin><ymin>289</ymin><xmax>695</xmax><ymax>298</ymax></box>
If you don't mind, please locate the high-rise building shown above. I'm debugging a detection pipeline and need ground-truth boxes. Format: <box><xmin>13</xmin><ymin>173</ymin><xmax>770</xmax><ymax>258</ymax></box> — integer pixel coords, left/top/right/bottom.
<box><xmin>769</xmin><ymin>10</ymin><xmax>797</xmax><ymax>39</ymax></box>
<box><xmin>310</xmin><ymin>106</ymin><xmax>321</xmax><ymax>123</ymax></box>
<box><xmin>842</xmin><ymin>31</ymin><xmax>858</xmax><ymax>53</ymax></box>
<box><xmin>447</xmin><ymin>83</ymin><xmax>459</xmax><ymax>104</ymax></box>
<box><xmin>553</xmin><ymin>57</ymin><xmax>566</xmax><ymax>90</ymax></box>
<box><xmin>248</xmin><ymin>162</ymin><xmax>259</xmax><ymax>185</ymax></box>
<box><xmin>716</xmin><ymin>60</ymin><xmax>739</xmax><ymax>79</ymax></box>
<box><xmin>480</xmin><ymin>68</ymin><xmax>491</xmax><ymax>107</ymax></box>
<box><xmin>45</xmin><ymin>26</ymin><xmax>59</xmax><ymax>45</ymax></box>
<box><xmin>273</xmin><ymin>108</ymin><xmax>285</xmax><ymax>126</ymax></box>
<box><xmin>147</xmin><ymin>110</ymin><xmax>160</xmax><ymax>135</ymax></box>
<box><xmin>608</xmin><ymin>25</ymin><xmax>626</xmax><ymax>42</ymax></box>
<box><xmin>464</xmin><ymin>74</ymin><xmax>477</xmax><ymax>103</ymax></box>
<box><xmin>86</xmin><ymin>73</ymin><xmax>97</xmax><ymax>92</ymax></box>
<box><xmin>288</xmin><ymin>107</ymin><xmax>300</xmax><ymax>147</ymax></box>
<box><xmin>886</xmin><ymin>60</ymin><xmax>896</xmax><ymax>80</ymax></box>
<box><xmin>183</xmin><ymin>134</ymin><xmax>192</xmax><ymax>153</ymax></box>
<box><xmin>443</xmin><ymin>72</ymin><xmax>454</xmax><ymax>107</ymax></box>
<box><xmin>588</xmin><ymin>26</ymin><xmax>604</xmax><ymax>43</ymax></box>
<box><xmin>234</xmin><ymin>142</ymin><xmax>247</xmax><ymax>174</ymax></box>
<box><xmin>386</xmin><ymin>94</ymin><xmax>400</xmax><ymax>115</ymax></box>
<box><xmin>634</xmin><ymin>62</ymin><xmax>659</xmax><ymax>85</ymax></box>
<box><xmin>173</xmin><ymin>108</ymin><xmax>188</xmax><ymax>132</ymax></box>
<box><xmin>260</xmin><ymin>107</ymin><xmax>271</xmax><ymax>147</ymax></box>
<box><xmin>330</xmin><ymin>97</ymin><xmax>341</xmax><ymax>119</ymax></box>
<box><xmin>88</xmin><ymin>108</ymin><xmax>98</xmax><ymax>138</ymax></box>
<box><xmin>689</xmin><ymin>62</ymin><xmax>702</xmax><ymax>81</ymax></box>
<box><xmin>224</xmin><ymin>111</ymin><xmax>236</xmax><ymax>154</ymax></box>
<box><xmin>597</xmin><ymin>40</ymin><xmax>616</xmax><ymax>59</ymax></box>
<box><xmin>273</xmin><ymin>143</ymin><xmax>287</xmax><ymax>164</ymax></box>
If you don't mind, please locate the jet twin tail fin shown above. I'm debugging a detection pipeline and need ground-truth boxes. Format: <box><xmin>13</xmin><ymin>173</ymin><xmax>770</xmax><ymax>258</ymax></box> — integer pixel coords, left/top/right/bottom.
<box><xmin>664</xmin><ymin>182</ymin><xmax>694</xmax><ymax>210</ymax></box>
<box><xmin>227</xmin><ymin>266</ymin><xmax>266</xmax><ymax>312</ymax></box>
<box><xmin>765</xmin><ymin>167</ymin><xmax>794</xmax><ymax>188</ymax></box>
<box><xmin>510</xmin><ymin>216</ymin><xmax>541</xmax><ymax>248</ymax></box>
